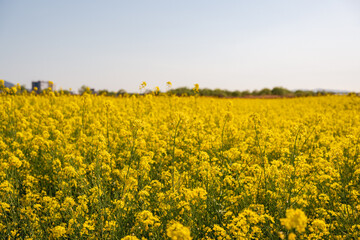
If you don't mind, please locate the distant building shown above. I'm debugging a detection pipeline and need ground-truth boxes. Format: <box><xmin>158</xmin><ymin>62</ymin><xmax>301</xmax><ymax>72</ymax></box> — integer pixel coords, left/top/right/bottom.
<box><xmin>32</xmin><ymin>81</ymin><xmax>54</xmax><ymax>93</ymax></box>
<box><xmin>4</xmin><ymin>80</ymin><xmax>15</xmax><ymax>88</ymax></box>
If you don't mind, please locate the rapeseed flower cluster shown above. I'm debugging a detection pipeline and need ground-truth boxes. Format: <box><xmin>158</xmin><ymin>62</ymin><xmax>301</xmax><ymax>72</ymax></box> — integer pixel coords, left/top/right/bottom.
<box><xmin>167</xmin><ymin>221</ymin><xmax>192</xmax><ymax>240</ymax></box>
<box><xmin>281</xmin><ymin>208</ymin><xmax>307</xmax><ymax>233</ymax></box>
<box><xmin>0</xmin><ymin>83</ymin><xmax>360</xmax><ymax>239</ymax></box>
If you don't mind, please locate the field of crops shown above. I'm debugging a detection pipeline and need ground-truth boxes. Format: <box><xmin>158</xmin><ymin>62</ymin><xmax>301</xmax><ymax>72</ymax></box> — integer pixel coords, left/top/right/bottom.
<box><xmin>1</xmin><ymin>90</ymin><xmax>360</xmax><ymax>239</ymax></box>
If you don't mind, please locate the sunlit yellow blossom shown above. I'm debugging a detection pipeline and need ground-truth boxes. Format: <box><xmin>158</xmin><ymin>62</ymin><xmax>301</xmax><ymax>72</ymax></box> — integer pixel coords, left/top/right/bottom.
<box><xmin>154</xmin><ymin>86</ymin><xmax>160</xmax><ymax>94</ymax></box>
<box><xmin>8</xmin><ymin>155</ymin><xmax>22</xmax><ymax>168</ymax></box>
<box><xmin>288</xmin><ymin>233</ymin><xmax>296</xmax><ymax>240</ymax></box>
<box><xmin>51</xmin><ymin>225</ymin><xmax>66</xmax><ymax>238</ymax></box>
<box><xmin>167</xmin><ymin>222</ymin><xmax>192</xmax><ymax>240</ymax></box>
<box><xmin>10</xmin><ymin>86</ymin><xmax>17</xmax><ymax>94</ymax></box>
<box><xmin>309</xmin><ymin>219</ymin><xmax>328</xmax><ymax>236</ymax></box>
<box><xmin>0</xmin><ymin>201</ymin><xmax>10</xmax><ymax>212</ymax></box>
<box><xmin>192</xmin><ymin>84</ymin><xmax>199</xmax><ymax>93</ymax></box>
<box><xmin>281</xmin><ymin>209</ymin><xmax>307</xmax><ymax>233</ymax></box>
<box><xmin>0</xmin><ymin>181</ymin><xmax>13</xmax><ymax>193</ymax></box>
<box><xmin>121</xmin><ymin>236</ymin><xmax>139</xmax><ymax>240</ymax></box>
<box><xmin>135</xmin><ymin>210</ymin><xmax>160</xmax><ymax>231</ymax></box>
<box><xmin>213</xmin><ymin>224</ymin><xmax>228</xmax><ymax>239</ymax></box>
<box><xmin>139</xmin><ymin>81</ymin><xmax>147</xmax><ymax>90</ymax></box>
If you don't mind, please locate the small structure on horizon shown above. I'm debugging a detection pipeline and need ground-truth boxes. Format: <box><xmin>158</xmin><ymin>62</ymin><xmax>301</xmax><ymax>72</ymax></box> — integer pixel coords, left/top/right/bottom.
<box><xmin>32</xmin><ymin>81</ymin><xmax>54</xmax><ymax>93</ymax></box>
<box><xmin>3</xmin><ymin>80</ymin><xmax>15</xmax><ymax>88</ymax></box>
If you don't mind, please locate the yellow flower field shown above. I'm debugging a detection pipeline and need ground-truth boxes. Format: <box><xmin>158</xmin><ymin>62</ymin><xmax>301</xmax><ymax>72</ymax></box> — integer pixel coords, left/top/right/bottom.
<box><xmin>1</xmin><ymin>88</ymin><xmax>360</xmax><ymax>239</ymax></box>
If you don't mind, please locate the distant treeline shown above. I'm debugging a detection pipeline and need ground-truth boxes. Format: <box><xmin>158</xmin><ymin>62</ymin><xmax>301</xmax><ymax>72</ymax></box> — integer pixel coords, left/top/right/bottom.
<box><xmin>1</xmin><ymin>81</ymin><xmax>357</xmax><ymax>97</ymax></box>
<box><xmin>168</xmin><ymin>87</ymin><xmax>315</xmax><ymax>97</ymax></box>
<box><xmin>77</xmin><ymin>86</ymin><xmax>355</xmax><ymax>97</ymax></box>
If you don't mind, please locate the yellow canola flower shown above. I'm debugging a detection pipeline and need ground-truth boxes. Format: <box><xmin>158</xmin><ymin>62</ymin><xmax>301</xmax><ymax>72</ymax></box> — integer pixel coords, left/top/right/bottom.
<box><xmin>8</xmin><ymin>155</ymin><xmax>22</xmax><ymax>168</ymax></box>
<box><xmin>213</xmin><ymin>224</ymin><xmax>229</xmax><ymax>240</ymax></box>
<box><xmin>0</xmin><ymin>181</ymin><xmax>13</xmax><ymax>193</ymax></box>
<box><xmin>121</xmin><ymin>236</ymin><xmax>139</xmax><ymax>240</ymax></box>
<box><xmin>183</xmin><ymin>187</ymin><xmax>207</xmax><ymax>203</ymax></box>
<box><xmin>154</xmin><ymin>86</ymin><xmax>160</xmax><ymax>94</ymax></box>
<box><xmin>311</xmin><ymin>219</ymin><xmax>327</xmax><ymax>233</ymax></box>
<box><xmin>281</xmin><ymin>209</ymin><xmax>307</xmax><ymax>233</ymax></box>
<box><xmin>167</xmin><ymin>221</ymin><xmax>192</xmax><ymax>240</ymax></box>
<box><xmin>51</xmin><ymin>225</ymin><xmax>66</xmax><ymax>238</ymax></box>
<box><xmin>135</xmin><ymin>210</ymin><xmax>160</xmax><ymax>231</ymax></box>
<box><xmin>192</xmin><ymin>83</ymin><xmax>199</xmax><ymax>93</ymax></box>
<box><xmin>10</xmin><ymin>86</ymin><xmax>17</xmax><ymax>94</ymax></box>
<box><xmin>0</xmin><ymin>201</ymin><xmax>10</xmax><ymax>212</ymax></box>
<box><xmin>288</xmin><ymin>233</ymin><xmax>296</xmax><ymax>240</ymax></box>
<box><xmin>139</xmin><ymin>81</ymin><xmax>147</xmax><ymax>90</ymax></box>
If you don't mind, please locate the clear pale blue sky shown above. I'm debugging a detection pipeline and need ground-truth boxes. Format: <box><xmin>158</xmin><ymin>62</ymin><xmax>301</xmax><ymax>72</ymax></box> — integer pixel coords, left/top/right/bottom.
<box><xmin>1</xmin><ymin>0</ymin><xmax>359</xmax><ymax>93</ymax></box>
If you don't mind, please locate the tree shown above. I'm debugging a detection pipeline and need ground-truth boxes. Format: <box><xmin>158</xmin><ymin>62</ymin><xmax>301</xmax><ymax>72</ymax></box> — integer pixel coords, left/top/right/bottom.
<box><xmin>78</xmin><ymin>85</ymin><xmax>92</xmax><ymax>95</ymax></box>
<box><xmin>271</xmin><ymin>87</ymin><xmax>290</xmax><ymax>96</ymax></box>
<box><xmin>259</xmin><ymin>88</ymin><xmax>271</xmax><ymax>95</ymax></box>
<box><xmin>117</xmin><ymin>89</ymin><xmax>127</xmax><ymax>96</ymax></box>
<box><xmin>98</xmin><ymin>89</ymin><xmax>109</xmax><ymax>96</ymax></box>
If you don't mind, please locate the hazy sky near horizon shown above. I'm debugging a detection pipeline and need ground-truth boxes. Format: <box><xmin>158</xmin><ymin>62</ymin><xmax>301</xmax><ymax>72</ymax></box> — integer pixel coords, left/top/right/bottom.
<box><xmin>1</xmin><ymin>0</ymin><xmax>360</xmax><ymax>93</ymax></box>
